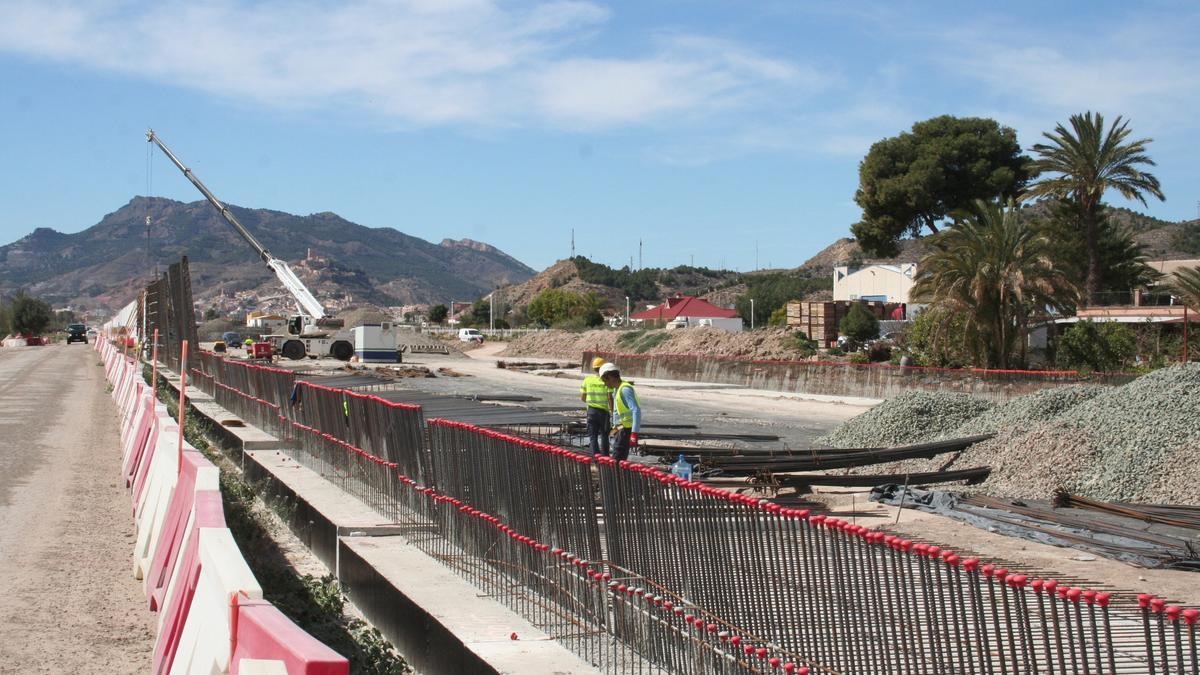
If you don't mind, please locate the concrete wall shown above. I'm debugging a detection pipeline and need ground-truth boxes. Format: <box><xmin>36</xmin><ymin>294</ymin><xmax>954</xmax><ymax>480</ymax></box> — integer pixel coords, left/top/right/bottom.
<box><xmin>583</xmin><ymin>350</ymin><xmax>1135</xmax><ymax>402</ymax></box>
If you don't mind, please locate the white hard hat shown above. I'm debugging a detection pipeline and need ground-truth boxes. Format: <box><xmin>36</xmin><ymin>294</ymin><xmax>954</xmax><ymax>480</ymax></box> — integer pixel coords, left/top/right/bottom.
<box><xmin>598</xmin><ymin>363</ymin><xmax>620</xmax><ymax>377</ymax></box>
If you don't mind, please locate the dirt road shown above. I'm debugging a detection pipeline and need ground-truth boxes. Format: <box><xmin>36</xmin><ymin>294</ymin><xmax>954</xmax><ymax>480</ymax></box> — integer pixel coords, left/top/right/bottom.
<box><xmin>0</xmin><ymin>345</ymin><xmax>155</xmax><ymax>673</ymax></box>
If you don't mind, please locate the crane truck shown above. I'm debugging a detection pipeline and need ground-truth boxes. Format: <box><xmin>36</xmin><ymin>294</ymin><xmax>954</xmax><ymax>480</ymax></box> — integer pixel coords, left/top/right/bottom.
<box><xmin>147</xmin><ymin>129</ymin><xmax>362</xmax><ymax>361</ymax></box>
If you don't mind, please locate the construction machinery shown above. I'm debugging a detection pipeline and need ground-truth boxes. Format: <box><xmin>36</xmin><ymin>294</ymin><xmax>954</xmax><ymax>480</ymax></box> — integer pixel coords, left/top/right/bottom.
<box><xmin>147</xmin><ymin>129</ymin><xmax>362</xmax><ymax>360</ymax></box>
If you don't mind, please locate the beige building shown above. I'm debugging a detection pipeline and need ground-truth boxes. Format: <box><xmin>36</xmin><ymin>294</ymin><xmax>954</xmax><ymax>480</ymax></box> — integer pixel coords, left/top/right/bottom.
<box><xmin>833</xmin><ymin>263</ymin><xmax>917</xmax><ymax>303</ymax></box>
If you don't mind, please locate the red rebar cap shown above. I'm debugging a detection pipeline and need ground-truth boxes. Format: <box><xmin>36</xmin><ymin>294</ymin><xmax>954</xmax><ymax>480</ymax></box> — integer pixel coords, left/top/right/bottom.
<box><xmin>1031</xmin><ymin>579</ymin><xmax>1044</xmax><ymax>592</ymax></box>
<box><xmin>994</xmin><ymin>568</ymin><xmax>1009</xmax><ymax>581</ymax></box>
<box><xmin>798</xmin><ymin>669</ymin><xmax>810</xmax><ymax>675</ymax></box>
<box><xmin>743</xmin><ymin>645</ymin><xmax>755</xmax><ymax>656</ymax></box>
<box><xmin>730</xmin><ymin>635</ymin><xmax>742</xmax><ymax>646</ymax></box>
<box><xmin>963</xmin><ymin>557</ymin><xmax>980</xmax><ymax>572</ymax></box>
<box><xmin>706</xmin><ymin>623</ymin><xmax>718</xmax><ymax>633</ymax></box>
<box><xmin>1043</xmin><ymin>579</ymin><xmax>1058</xmax><ymax>593</ymax></box>
<box><xmin>926</xmin><ymin>545</ymin><xmax>941</xmax><ymax>558</ymax></box>
<box><xmin>693</xmin><ymin>617</ymin><xmax>705</xmax><ymax>628</ymax></box>
<box><xmin>769</xmin><ymin>657</ymin><xmax>781</xmax><ymax>668</ymax></box>
<box><xmin>1151</xmin><ymin>598</ymin><xmax>1166</xmax><ymax>613</ymax></box>
<box><xmin>901</xmin><ymin>539</ymin><xmax>914</xmax><ymax>552</ymax></box>
<box><xmin>755</xmin><ymin>647</ymin><xmax>768</xmax><ymax>659</ymax></box>
<box><xmin>1010</xmin><ymin>574</ymin><xmax>1028</xmax><ymax>588</ymax></box>
<box><xmin>1096</xmin><ymin>592</ymin><xmax>1111</xmax><ymax>608</ymax></box>
<box><xmin>1183</xmin><ymin>609</ymin><xmax>1199</xmax><ymax>625</ymax></box>
<box><xmin>1138</xmin><ymin>593</ymin><xmax>1154</xmax><ymax>608</ymax></box>
<box><xmin>982</xmin><ymin>564</ymin><xmax>995</xmax><ymax>577</ymax></box>
<box><xmin>1056</xmin><ymin>586</ymin><xmax>1069</xmax><ymax>599</ymax></box>
<box><xmin>1067</xmin><ymin>588</ymin><xmax>1083</xmax><ymax>603</ymax></box>
<box><xmin>1082</xmin><ymin>590</ymin><xmax>1097</xmax><ymax>605</ymax></box>
<box><xmin>1166</xmin><ymin>606</ymin><xmax>1182</xmax><ymax>621</ymax></box>
<box><xmin>783</xmin><ymin>664</ymin><xmax>796</xmax><ymax>673</ymax></box>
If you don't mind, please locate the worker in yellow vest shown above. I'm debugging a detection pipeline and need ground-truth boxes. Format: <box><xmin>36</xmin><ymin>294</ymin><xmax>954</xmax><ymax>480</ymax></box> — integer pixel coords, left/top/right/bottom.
<box><xmin>599</xmin><ymin>363</ymin><xmax>640</xmax><ymax>461</ymax></box>
<box><xmin>580</xmin><ymin>357</ymin><xmax>613</xmax><ymax>456</ymax></box>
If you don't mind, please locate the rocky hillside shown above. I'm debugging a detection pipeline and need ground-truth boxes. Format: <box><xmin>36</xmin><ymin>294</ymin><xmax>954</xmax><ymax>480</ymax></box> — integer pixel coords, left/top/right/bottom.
<box><xmin>0</xmin><ymin>196</ymin><xmax>535</xmax><ymax>310</ymax></box>
<box><xmin>497</xmin><ymin>256</ymin><xmax>745</xmax><ymax>315</ymax></box>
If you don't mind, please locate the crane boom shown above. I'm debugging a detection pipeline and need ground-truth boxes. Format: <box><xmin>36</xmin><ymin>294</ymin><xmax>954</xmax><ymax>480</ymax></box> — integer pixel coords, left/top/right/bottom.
<box><xmin>146</xmin><ymin>129</ymin><xmax>326</xmax><ymax>320</ymax></box>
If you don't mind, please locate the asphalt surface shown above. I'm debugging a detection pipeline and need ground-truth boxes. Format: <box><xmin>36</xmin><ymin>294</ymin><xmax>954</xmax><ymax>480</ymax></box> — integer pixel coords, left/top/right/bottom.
<box><xmin>0</xmin><ymin>345</ymin><xmax>155</xmax><ymax>672</ymax></box>
<box><xmin>256</xmin><ymin>341</ymin><xmax>872</xmax><ymax>453</ymax></box>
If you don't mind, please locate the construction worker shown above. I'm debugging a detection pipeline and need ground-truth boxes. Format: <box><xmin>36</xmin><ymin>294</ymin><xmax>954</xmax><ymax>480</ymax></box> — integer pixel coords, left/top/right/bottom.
<box><xmin>244</xmin><ymin>336</ymin><xmax>254</xmax><ymax>351</ymax></box>
<box><xmin>599</xmin><ymin>363</ymin><xmax>640</xmax><ymax>462</ymax></box>
<box><xmin>580</xmin><ymin>356</ymin><xmax>613</xmax><ymax>456</ymax></box>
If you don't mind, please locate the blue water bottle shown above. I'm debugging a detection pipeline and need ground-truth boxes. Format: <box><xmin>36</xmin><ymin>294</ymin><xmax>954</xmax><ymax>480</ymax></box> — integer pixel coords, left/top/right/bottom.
<box><xmin>670</xmin><ymin>453</ymin><xmax>693</xmax><ymax>481</ymax></box>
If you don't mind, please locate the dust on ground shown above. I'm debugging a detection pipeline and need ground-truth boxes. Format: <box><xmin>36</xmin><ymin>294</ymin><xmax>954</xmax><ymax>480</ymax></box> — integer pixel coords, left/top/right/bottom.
<box><xmin>0</xmin><ymin>345</ymin><xmax>156</xmax><ymax>673</ymax></box>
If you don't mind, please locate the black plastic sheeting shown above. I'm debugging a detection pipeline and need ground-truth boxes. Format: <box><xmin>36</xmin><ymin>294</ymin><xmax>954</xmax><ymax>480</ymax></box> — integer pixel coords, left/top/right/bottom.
<box><xmin>871</xmin><ymin>485</ymin><xmax>1200</xmax><ymax>570</ymax></box>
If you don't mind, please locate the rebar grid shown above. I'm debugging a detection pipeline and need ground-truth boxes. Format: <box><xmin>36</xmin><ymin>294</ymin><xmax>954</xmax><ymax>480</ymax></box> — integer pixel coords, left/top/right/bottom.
<box><xmin>182</xmin><ymin>352</ymin><xmax>1200</xmax><ymax>674</ymax></box>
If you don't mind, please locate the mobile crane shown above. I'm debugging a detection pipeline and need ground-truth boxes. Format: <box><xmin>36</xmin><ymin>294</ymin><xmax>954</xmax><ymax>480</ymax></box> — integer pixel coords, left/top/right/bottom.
<box><xmin>147</xmin><ymin>129</ymin><xmax>357</xmax><ymax>360</ymax></box>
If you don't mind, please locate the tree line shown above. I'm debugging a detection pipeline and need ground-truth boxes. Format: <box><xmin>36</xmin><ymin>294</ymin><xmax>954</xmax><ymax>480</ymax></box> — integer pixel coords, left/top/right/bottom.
<box><xmin>851</xmin><ymin>111</ymin><xmax>1198</xmax><ymax>370</ymax></box>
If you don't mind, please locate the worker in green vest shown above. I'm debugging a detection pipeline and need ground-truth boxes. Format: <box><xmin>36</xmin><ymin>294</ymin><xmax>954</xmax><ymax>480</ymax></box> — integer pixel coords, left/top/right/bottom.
<box><xmin>599</xmin><ymin>363</ymin><xmax>641</xmax><ymax>461</ymax></box>
<box><xmin>244</xmin><ymin>337</ymin><xmax>254</xmax><ymax>351</ymax></box>
<box><xmin>580</xmin><ymin>356</ymin><xmax>613</xmax><ymax>456</ymax></box>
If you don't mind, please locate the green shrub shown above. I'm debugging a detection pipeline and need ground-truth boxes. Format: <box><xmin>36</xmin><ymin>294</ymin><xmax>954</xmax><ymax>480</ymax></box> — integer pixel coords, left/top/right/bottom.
<box><xmin>827</xmin><ymin>347</ymin><xmax>845</xmax><ymax>356</ymax></box>
<box><xmin>849</xmin><ymin>352</ymin><xmax>870</xmax><ymax>364</ymax></box>
<box><xmin>906</xmin><ymin>307</ymin><xmax>971</xmax><ymax>367</ymax></box>
<box><xmin>839</xmin><ymin>302</ymin><xmax>880</xmax><ymax>343</ymax></box>
<box><xmin>767</xmin><ymin>306</ymin><xmax>788</xmax><ymax>328</ymax></box>
<box><xmin>1055</xmin><ymin>320</ymin><xmax>1136</xmax><ymax>372</ymax></box>
<box><xmin>791</xmin><ymin>331</ymin><xmax>816</xmax><ymax>355</ymax></box>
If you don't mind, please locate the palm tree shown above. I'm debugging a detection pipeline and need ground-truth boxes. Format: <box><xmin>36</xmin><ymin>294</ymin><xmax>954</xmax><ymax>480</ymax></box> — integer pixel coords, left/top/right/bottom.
<box><xmin>1024</xmin><ymin>112</ymin><xmax>1164</xmax><ymax>305</ymax></box>
<box><xmin>1168</xmin><ymin>266</ymin><xmax>1200</xmax><ymax>312</ymax></box>
<box><xmin>912</xmin><ymin>200</ymin><xmax>1079</xmax><ymax>369</ymax></box>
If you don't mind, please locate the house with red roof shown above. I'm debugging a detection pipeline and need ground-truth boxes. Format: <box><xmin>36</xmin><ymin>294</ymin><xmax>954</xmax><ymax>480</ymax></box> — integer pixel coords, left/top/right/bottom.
<box><xmin>629</xmin><ymin>294</ymin><xmax>743</xmax><ymax>332</ymax></box>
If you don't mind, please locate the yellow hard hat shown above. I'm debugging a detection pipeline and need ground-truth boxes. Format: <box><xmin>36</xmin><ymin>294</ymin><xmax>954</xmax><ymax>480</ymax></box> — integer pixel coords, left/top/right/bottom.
<box><xmin>591</xmin><ymin>356</ymin><xmax>607</xmax><ymax>370</ymax></box>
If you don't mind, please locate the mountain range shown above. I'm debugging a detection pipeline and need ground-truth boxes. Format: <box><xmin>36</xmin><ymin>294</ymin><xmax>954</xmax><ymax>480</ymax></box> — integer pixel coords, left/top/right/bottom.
<box><xmin>0</xmin><ymin>197</ymin><xmax>535</xmax><ymax>312</ymax></box>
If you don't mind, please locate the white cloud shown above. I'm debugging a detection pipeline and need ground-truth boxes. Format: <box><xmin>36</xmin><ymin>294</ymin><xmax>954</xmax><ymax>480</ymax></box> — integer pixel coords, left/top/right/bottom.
<box><xmin>931</xmin><ymin>14</ymin><xmax>1200</xmax><ymax>138</ymax></box>
<box><xmin>0</xmin><ymin>0</ymin><xmax>816</xmax><ymax>131</ymax></box>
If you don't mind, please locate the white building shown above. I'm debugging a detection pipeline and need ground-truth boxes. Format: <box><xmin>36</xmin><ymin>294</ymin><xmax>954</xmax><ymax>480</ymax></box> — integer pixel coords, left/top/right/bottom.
<box><xmin>833</xmin><ymin>263</ymin><xmax>917</xmax><ymax>303</ymax></box>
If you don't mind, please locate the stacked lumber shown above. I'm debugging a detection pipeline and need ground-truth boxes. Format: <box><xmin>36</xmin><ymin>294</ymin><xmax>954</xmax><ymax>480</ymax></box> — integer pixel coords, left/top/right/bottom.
<box><xmin>785</xmin><ymin>301</ymin><xmax>901</xmax><ymax>346</ymax></box>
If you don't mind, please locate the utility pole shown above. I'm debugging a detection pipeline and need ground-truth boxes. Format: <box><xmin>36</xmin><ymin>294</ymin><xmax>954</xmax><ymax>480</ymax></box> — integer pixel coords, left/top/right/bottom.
<box><xmin>638</xmin><ymin>239</ymin><xmax>643</xmax><ymax>270</ymax></box>
<box><xmin>489</xmin><ymin>289</ymin><xmax>495</xmax><ymax>332</ymax></box>
<box><xmin>625</xmin><ymin>296</ymin><xmax>630</xmax><ymax>326</ymax></box>
<box><xmin>750</xmin><ymin>298</ymin><xmax>755</xmax><ymax>330</ymax></box>
<box><xmin>571</xmin><ymin>228</ymin><xmax>575</xmax><ymax>258</ymax></box>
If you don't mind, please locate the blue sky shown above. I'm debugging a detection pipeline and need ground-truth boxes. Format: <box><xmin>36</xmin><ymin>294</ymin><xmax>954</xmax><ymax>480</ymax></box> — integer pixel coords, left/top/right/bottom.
<box><xmin>1</xmin><ymin>1</ymin><xmax>1197</xmax><ymax>273</ymax></box>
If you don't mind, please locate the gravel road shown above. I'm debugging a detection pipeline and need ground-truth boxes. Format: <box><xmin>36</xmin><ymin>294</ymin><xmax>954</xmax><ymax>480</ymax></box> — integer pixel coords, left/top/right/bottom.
<box><xmin>0</xmin><ymin>345</ymin><xmax>155</xmax><ymax>673</ymax></box>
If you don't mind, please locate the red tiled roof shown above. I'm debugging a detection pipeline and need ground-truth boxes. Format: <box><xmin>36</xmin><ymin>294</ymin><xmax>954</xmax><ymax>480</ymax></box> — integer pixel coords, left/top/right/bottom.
<box><xmin>630</xmin><ymin>296</ymin><xmax>739</xmax><ymax>321</ymax></box>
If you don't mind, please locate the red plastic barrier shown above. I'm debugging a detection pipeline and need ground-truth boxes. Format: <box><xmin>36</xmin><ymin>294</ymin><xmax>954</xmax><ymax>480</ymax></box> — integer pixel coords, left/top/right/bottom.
<box><xmin>123</xmin><ymin>395</ymin><xmax>157</xmax><ymax>486</ymax></box>
<box><xmin>152</xmin><ymin>490</ymin><xmax>226</xmax><ymax>675</ymax></box>
<box><xmin>146</xmin><ymin>450</ymin><xmax>216</xmax><ymax>611</ymax></box>
<box><xmin>230</xmin><ymin>600</ymin><xmax>349</xmax><ymax>675</ymax></box>
<box><xmin>130</xmin><ymin>419</ymin><xmax>168</xmax><ymax>513</ymax></box>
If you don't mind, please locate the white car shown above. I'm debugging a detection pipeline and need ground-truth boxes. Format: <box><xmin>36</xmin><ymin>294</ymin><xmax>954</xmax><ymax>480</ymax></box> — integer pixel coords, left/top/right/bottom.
<box><xmin>458</xmin><ymin>328</ymin><xmax>484</xmax><ymax>343</ymax></box>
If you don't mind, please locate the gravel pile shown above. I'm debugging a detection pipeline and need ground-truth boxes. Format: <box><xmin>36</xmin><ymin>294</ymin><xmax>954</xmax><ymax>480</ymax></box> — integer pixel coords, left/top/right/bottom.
<box><xmin>941</xmin><ymin>385</ymin><xmax>1106</xmax><ymax>438</ymax></box>
<box><xmin>947</xmin><ymin>423</ymin><xmax>1101</xmax><ymax>500</ymax></box>
<box><xmin>1059</xmin><ymin>364</ymin><xmax>1200</xmax><ymax>501</ymax></box>
<box><xmin>816</xmin><ymin>391</ymin><xmax>994</xmax><ymax>449</ymax></box>
<box><xmin>826</xmin><ymin>364</ymin><xmax>1200</xmax><ymax>504</ymax></box>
